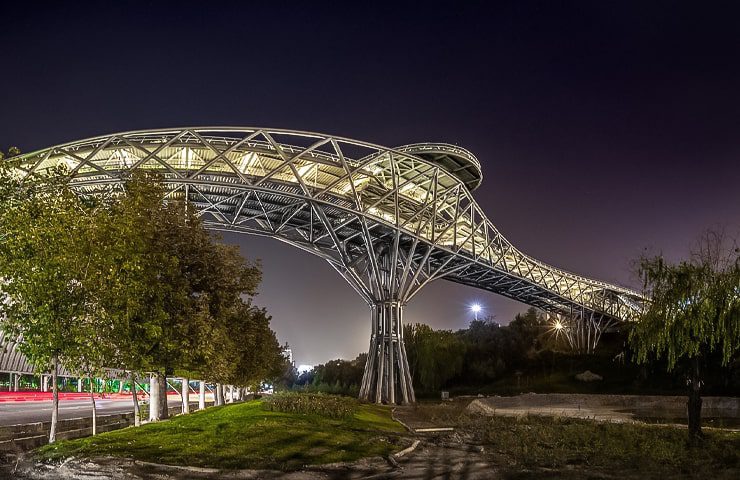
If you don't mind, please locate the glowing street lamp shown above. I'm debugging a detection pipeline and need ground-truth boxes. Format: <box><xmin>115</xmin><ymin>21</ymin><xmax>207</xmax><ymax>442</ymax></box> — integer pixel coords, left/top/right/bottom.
<box><xmin>470</xmin><ymin>303</ymin><xmax>482</xmax><ymax>320</ymax></box>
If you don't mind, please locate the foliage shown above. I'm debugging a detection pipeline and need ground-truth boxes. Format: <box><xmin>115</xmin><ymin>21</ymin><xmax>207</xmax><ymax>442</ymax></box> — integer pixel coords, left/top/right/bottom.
<box><xmin>455</xmin><ymin>308</ymin><xmax>547</xmax><ymax>385</ymax></box>
<box><xmin>0</xmin><ymin>165</ymin><xmax>285</xmax><ymax>423</ymax></box>
<box><xmin>421</xmin><ymin>406</ymin><xmax>740</xmax><ymax>478</ymax></box>
<box><xmin>205</xmin><ymin>300</ymin><xmax>285</xmax><ymax>387</ymax></box>
<box><xmin>0</xmin><ymin>162</ymin><xmax>111</xmax><ymax>376</ymax></box>
<box><xmin>306</xmin><ymin>353</ymin><xmax>367</xmax><ymax>395</ymax></box>
<box><xmin>404</xmin><ymin>323</ymin><xmax>465</xmax><ymax>392</ymax></box>
<box><xmin>629</xmin><ymin>232</ymin><xmax>740</xmax><ymax>369</ymax></box>
<box><xmin>0</xmin><ymin>150</ymin><xmax>127</xmax><ymax>439</ymax></box>
<box><xmin>263</xmin><ymin>392</ymin><xmax>359</xmax><ymax>419</ymax></box>
<box><xmin>35</xmin><ymin>400</ymin><xmax>405</xmax><ymax>470</ymax></box>
<box><xmin>89</xmin><ymin>172</ymin><xmax>283</xmax><ymax>391</ymax></box>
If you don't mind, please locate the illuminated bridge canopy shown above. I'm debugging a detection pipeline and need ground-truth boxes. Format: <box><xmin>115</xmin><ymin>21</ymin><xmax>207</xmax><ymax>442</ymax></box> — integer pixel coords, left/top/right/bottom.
<box><xmin>4</xmin><ymin>128</ymin><xmax>644</xmax><ymax>402</ymax></box>
<box><xmin>10</xmin><ymin>127</ymin><xmax>642</xmax><ymax>320</ymax></box>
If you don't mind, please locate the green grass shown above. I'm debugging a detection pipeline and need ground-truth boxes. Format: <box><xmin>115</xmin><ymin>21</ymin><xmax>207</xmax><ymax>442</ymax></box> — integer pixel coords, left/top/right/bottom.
<box><xmin>421</xmin><ymin>404</ymin><xmax>740</xmax><ymax>478</ymax></box>
<box><xmin>35</xmin><ymin>400</ymin><xmax>406</xmax><ymax>470</ymax></box>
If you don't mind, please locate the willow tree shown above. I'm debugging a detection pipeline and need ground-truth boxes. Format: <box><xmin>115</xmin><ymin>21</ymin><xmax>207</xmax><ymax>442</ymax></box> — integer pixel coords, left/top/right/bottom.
<box><xmin>404</xmin><ymin>323</ymin><xmax>466</xmax><ymax>393</ymax></box>
<box><xmin>629</xmin><ymin>231</ymin><xmax>740</xmax><ymax>444</ymax></box>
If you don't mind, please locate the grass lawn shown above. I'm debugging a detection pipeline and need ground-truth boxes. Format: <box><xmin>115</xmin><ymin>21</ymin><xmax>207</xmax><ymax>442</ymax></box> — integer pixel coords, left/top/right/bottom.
<box><xmin>35</xmin><ymin>400</ymin><xmax>407</xmax><ymax>470</ymax></box>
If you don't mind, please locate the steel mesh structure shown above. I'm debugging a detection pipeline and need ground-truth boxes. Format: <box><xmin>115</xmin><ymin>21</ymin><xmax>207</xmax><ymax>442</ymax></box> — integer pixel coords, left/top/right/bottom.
<box><xmin>3</xmin><ymin>127</ymin><xmax>644</xmax><ymax>403</ymax></box>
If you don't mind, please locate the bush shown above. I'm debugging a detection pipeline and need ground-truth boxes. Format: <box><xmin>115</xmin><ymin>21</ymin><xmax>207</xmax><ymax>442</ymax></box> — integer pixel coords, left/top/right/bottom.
<box><xmin>262</xmin><ymin>392</ymin><xmax>358</xmax><ymax>419</ymax></box>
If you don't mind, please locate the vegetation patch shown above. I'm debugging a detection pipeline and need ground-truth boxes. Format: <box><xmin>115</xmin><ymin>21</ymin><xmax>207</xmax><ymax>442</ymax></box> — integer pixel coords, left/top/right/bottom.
<box><xmin>263</xmin><ymin>392</ymin><xmax>358</xmax><ymax>419</ymax></box>
<box><xmin>421</xmin><ymin>404</ymin><xmax>740</xmax><ymax>478</ymax></box>
<box><xmin>35</xmin><ymin>400</ymin><xmax>406</xmax><ymax>471</ymax></box>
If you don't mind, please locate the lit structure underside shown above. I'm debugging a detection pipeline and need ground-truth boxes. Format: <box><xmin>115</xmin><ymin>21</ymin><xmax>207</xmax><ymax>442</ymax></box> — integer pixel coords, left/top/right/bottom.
<box><xmin>3</xmin><ymin>128</ymin><xmax>644</xmax><ymax>403</ymax></box>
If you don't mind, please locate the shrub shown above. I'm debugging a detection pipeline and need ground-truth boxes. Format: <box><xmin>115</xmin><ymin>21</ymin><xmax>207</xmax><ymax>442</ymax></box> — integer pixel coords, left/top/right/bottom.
<box><xmin>262</xmin><ymin>392</ymin><xmax>358</xmax><ymax>419</ymax></box>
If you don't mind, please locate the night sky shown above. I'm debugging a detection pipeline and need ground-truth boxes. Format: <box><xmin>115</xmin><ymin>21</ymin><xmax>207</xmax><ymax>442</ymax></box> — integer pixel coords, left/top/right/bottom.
<box><xmin>2</xmin><ymin>1</ymin><xmax>738</xmax><ymax>367</ymax></box>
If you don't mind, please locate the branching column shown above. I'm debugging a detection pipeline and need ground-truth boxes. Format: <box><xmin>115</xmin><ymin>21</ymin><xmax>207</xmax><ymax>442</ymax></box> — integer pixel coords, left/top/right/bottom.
<box><xmin>353</xmin><ymin>244</ymin><xmax>419</xmax><ymax>405</ymax></box>
<box><xmin>359</xmin><ymin>300</ymin><xmax>415</xmax><ymax>404</ymax></box>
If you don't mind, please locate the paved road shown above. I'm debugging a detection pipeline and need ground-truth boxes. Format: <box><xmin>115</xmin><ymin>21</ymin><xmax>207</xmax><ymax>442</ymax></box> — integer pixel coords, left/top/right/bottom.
<box><xmin>0</xmin><ymin>396</ymin><xmax>192</xmax><ymax>427</ymax></box>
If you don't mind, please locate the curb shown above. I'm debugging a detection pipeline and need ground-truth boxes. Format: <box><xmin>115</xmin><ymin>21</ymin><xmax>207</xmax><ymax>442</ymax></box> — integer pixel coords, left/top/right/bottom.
<box><xmin>390</xmin><ymin>407</ymin><xmax>415</xmax><ymax>434</ymax></box>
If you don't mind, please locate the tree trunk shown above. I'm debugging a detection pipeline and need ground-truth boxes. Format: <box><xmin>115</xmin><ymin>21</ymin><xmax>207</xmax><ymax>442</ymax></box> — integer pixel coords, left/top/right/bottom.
<box><xmin>216</xmin><ymin>383</ymin><xmax>224</xmax><ymax>406</ymax></box>
<box><xmin>687</xmin><ymin>357</ymin><xmax>703</xmax><ymax>444</ymax></box>
<box><xmin>199</xmin><ymin>381</ymin><xmax>206</xmax><ymax>410</ymax></box>
<box><xmin>158</xmin><ymin>372</ymin><xmax>168</xmax><ymax>419</ymax></box>
<box><xmin>130</xmin><ymin>372</ymin><xmax>141</xmax><ymax>427</ymax></box>
<box><xmin>181</xmin><ymin>377</ymin><xmax>189</xmax><ymax>414</ymax></box>
<box><xmin>149</xmin><ymin>373</ymin><xmax>160</xmax><ymax>421</ymax></box>
<box><xmin>89</xmin><ymin>377</ymin><xmax>97</xmax><ymax>435</ymax></box>
<box><xmin>49</xmin><ymin>355</ymin><xmax>59</xmax><ymax>444</ymax></box>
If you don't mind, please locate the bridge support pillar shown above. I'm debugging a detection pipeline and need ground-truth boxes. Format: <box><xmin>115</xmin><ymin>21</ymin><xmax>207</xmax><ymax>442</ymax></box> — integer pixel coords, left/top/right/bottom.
<box><xmin>359</xmin><ymin>301</ymin><xmax>415</xmax><ymax>405</ymax></box>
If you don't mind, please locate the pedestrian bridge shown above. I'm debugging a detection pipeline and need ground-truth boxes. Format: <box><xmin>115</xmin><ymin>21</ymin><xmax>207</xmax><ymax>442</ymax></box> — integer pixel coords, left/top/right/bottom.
<box><xmin>2</xmin><ymin>128</ymin><xmax>644</xmax><ymax>403</ymax></box>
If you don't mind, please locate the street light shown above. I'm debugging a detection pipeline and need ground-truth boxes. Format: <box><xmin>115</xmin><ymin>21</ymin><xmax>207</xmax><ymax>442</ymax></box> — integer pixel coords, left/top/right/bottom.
<box><xmin>471</xmin><ymin>303</ymin><xmax>482</xmax><ymax>320</ymax></box>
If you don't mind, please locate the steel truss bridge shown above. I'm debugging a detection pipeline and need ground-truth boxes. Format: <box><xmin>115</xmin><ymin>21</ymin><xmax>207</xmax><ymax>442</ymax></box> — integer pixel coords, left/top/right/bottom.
<box><xmin>2</xmin><ymin>128</ymin><xmax>644</xmax><ymax>404</ymax></box>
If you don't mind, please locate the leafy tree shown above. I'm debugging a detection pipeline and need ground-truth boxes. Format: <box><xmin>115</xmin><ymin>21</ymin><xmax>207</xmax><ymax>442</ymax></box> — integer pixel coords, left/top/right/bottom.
<box><xmin>0</xmin><ymin>155</ymin><xmax>112</xmax><ymax>442</ymax></box>
<box><xmin>97</xmin><ymin>172</ymin><xmax>279</xmax><ymax>416</ymax></box>
<box><xmin>93</xmin><ymin>174</ymin><xmax>174</xmax><ymax>424</ymax></box>
<box><xmin>310</xmin><ymin>354</ymin><xmax>367</xmax><ymax>395</ymax></box>
<box><xmin>404</xmin><ymin>323</ymin><xmax>465</xmax><ymax>393</ymax></box>
<box><xmin>205</xmin><ymin>300</ymin><xmax>285</xmax><ymax>391</ymax></box>
<box><xmin>629</xmin><ymin>231</ymin><xmax>740</xmax><ymax>443</ymax></box>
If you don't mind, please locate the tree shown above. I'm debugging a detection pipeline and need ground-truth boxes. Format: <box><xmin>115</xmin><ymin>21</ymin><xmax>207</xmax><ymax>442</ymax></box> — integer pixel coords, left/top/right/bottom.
<box><xmin>404</xmin><ymin>323</ymin><xmax>466</xmax><ymax>393</ymax></box>
<box><xmin>0</xmin><ymin>155</ymin><xmax>112</xmax><ymax>442</ymax></box>
<box><xmin>204</xmin><ymin>300</ymin><xmax>285</xmax><ymax>393</ymax></box>
<box><xmin>98</xmin><ymin>172</ymin><xmax>276</xmax><ymax>417</ymax></box>
<box><xmin>93</xmin><ymin>174</ymin><xmax>173</xmax><ymax>425</ymax></box>
<box><xmin>629</xmin><ymin>230</ymin><xmax>740</xmax><ymax>443</ymax></box>
<box><xmin>311</xmin><ymin>354</ymin><xmax>367</xmax><ymax>395</ymax></box>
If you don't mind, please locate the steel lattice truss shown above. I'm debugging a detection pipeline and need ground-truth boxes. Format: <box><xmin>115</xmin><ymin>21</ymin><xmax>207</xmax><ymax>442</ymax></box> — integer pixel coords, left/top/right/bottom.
<box><xmin>5</xmin><ymin>127</ymin><xmax>645</xmax><ymax>402</ymax></box>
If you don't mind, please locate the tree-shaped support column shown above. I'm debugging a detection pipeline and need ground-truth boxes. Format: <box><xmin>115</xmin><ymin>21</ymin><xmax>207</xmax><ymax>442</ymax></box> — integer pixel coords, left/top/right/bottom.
<box><xmin>359</xmin><ymin>301</ymin><xmax>415</xmax><ymax>404</ymax></box>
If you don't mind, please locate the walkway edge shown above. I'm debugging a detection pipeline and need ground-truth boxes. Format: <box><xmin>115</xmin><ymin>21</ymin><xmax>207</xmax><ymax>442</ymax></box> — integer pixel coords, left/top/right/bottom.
<box><xmin>392</xmin><ymin>439</ymin><xmax>420</xmax><ymax>459</ymax></box>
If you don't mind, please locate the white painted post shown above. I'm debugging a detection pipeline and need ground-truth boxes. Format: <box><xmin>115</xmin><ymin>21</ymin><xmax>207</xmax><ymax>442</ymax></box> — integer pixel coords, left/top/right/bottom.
<box><xmin>149</xmin><ymin>374</ymin><xmax>160</xmax><ymax>421</ymax></box>
<box><xmin>13</xmin><ymin>373</ymin><xmax>20</xmax><ymax>392</ymax></box>
<box><xmin>199</xmin><ymin>381</ymin><xmax>206</xmax><ymax>410</ymax></box>
<box><xmin>42</xmin><ymin>375</ymin><xmax>49</xmax><ymax>392</ymax></box>
<box><xmin>78</xmin><ymin>377</ymin><xmax>83</xmax><ymax>393</ymax></box>
<box><xmin>216</xmin><ymin>383</ymin><xmax>224</xmax><ymax>406</ymax></box>
<box><xmin>181</xmin><ymin>378</ymin><xmax>190</xmax><ymax>414</ymax></box>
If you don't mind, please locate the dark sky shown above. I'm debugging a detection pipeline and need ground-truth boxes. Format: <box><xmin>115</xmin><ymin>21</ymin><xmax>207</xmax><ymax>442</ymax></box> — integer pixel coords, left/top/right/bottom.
<box><xmin>2</xmin><ymin>1</ymin><xmax>738</xmax><ymax>366</ymax></box>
